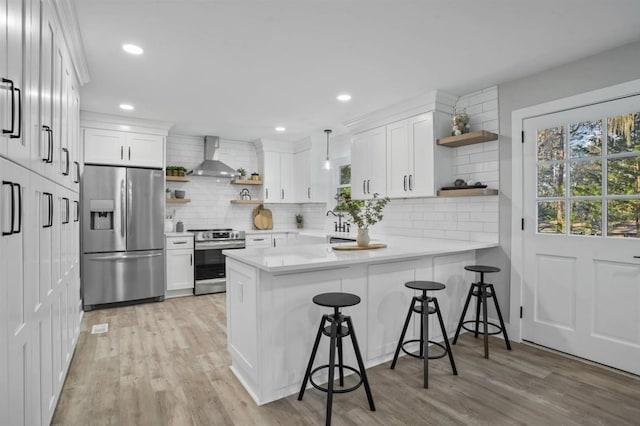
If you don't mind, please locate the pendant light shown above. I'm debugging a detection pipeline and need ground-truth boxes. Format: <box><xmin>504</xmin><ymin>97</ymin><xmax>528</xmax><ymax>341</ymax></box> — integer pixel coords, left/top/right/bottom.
<box><xmin>323</xmin><ymin>129</ymin><xmax>332</xmax><ymax>170</ymax></box>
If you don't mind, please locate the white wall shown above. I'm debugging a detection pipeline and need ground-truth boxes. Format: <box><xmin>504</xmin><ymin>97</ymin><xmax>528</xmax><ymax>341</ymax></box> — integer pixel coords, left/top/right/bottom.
<box><xmin>489</xmin><ymin>39</ymin><xmax>640</xmax><ymax>323</ymax></box>
<box><xmin>165</xmin><ymin>135</ymin><xmax>326</xmax><ymax>231</ymax></box>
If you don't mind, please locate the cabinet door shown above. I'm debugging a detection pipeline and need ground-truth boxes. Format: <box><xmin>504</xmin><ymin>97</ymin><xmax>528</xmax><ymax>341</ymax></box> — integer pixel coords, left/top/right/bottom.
<box><xmin>386</xmin><ymin>119</ymin><xmax>410</xmax><ymax>198</ymax></box>
<box><xmin>293</xmin><ymin>149</ymin><xmax>311</xmax><ymax>202</ymax></box>
<box><xmin>83</xmin><ymin>128</ymin><xmax>126</xmax><ymax>166</ymax></box>
<box><xmin>350</xmin><ymin>132</ymin><xmax>369</xmax><ymax>200</ymax></box>
<box><xmin>280</xmin><ymin>152</ymin><xmax>294</xmax><ymax>203</ymax></box>
<box><xmin>368</xmin><ymin>126</ymin><xmax>387</xmax><ymax>197</ymax></box>
<box><xmin>409</xmin><ymin>113</ymin><xmax>435</xmax><ymax>197</ymax></box>
<box><xmin>272</xmin><ymin>232</ymin><xmax>288</xmax><ymax>248</ymax></box>
<box><xmin>126</xmin><ymin>133</ymin><xmax>164</xmax><ymax>168</ymax></box>
<box><xmin>166</xmin><ymin>248</ymin><xmax>194</xmax><ymax>291</ymax></box>
<box><xmin>261</xmin><ymin>151</ymin><xmax>280</xmax><ymax>203</ymax></box>
<box><xmin>245</xmin><ymin>234</ymin><xmax>272</xmax><ymax>248</ymax></box>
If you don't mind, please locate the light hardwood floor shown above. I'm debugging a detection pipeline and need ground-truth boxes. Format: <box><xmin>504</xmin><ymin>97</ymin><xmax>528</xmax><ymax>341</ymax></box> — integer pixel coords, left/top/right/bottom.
<box><xmin>53</xmin><ymin>294</ymin><xmax>640</xmax><ymax>425</ymax></box>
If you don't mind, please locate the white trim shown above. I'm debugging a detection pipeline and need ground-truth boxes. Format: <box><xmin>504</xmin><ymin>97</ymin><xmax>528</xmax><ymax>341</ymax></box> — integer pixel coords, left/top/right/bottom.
<box><xmin>509</xmin><ymin>78</ymin><xmax>640</xmax><ymax>343</ymax></box>
<box><xmin>80</xmin><ymin>111</ymin><xmax>173</xmax><ymax>136</ymax></box>
<box><xmin>53</xmin><ymin>0</ymin><xmax>90</xmax><ymax>84</ymax></box>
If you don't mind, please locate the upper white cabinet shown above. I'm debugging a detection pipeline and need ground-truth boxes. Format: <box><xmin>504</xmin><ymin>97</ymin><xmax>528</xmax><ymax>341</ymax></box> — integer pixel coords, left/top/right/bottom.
<box><xmin>83</xmin><ymin>128</ymin><xmax>164</xmax><ymax>168</ymax></box>
<box><xmin>387</xmin><ymin>113</ymin><xmax>439</xmax><ymax>198</ymax></box>
<box><xmin>351</xmin><ymin>126</ymin><xmax>386</xmax><ymax>199</ymax></box>
<box><xmin>294</xmin><ymin>148</ymin><xmax>312</xmax><ymax>202</ymax></box>
<box><xmin>259</xmin><ymin>149</ymin><xmax>294</xmax><ymax>203</ymax></box>
<box><xmin>293</xmin><ymin>135</ymin><xmax>327</xmax><ymax>203</ymax></box>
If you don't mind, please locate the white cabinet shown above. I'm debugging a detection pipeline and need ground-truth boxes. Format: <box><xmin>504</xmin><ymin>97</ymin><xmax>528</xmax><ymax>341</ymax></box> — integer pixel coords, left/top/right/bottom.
<box><xmin>386</xmin><ymin>113</ymin><xmax>437</xmax><ymax>198</ymax></box>
<box><xmin>293</xmin><ymin>140</ymin><xmax>326</xmax><ymax>203</ymax></box>
<box><xmin>165</xmin><ymin>235</ymin><xmax>194</xmax><ymax>292</ymax></box>
<box><xmin>245</xmin><ymin>232</ymin><xmax>293</xmax><ymax>248</ymax></box>
<box><xmin>84</xmin><ymin>128</ymin><xmax>164</xmax><ymax>168</ymax></box>
<box><xmin>351</xmin><ymin>126</ymin><xmax>386</xmax><ymax>199</ymax></box>
<box><xmin>260</xmin><ymin>151</ymin><xmax>294</xmax><ymax>203</ymax></box>
<box><xmin>294</xmin><ymin>148</ymin><xmax>312</xmax><ymax>202</ymax></box>
<box><xmin>271</xmin><ymin>232</ymin><xmax>288</xmax><ymax>248</ymax></box>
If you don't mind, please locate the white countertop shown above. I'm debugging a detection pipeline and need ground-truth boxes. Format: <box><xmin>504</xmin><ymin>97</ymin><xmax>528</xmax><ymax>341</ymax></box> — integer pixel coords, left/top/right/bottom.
<box><xmin>165</xmin><ymin>232</ymin><xmax>194</xmax><ymax>237</ymax></box>
<box><xmin>223</xmin><ymin>236</ymin><xmax>497</xmax><ymax>273</ymax></box>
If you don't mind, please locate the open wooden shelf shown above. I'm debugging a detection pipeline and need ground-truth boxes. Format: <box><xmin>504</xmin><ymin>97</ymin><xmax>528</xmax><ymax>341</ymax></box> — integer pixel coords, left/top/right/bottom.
<box><xmin>437</xmin><ymin>130</ymin><xmax>498</xmax><ymax>148</ymax></box>
<box><xmin>231</xmin><ymin>179</ymin><xmax>263</xmax><ymax>185</ymax></box>
<box><xmin>437</xmin><ymin>188</ymin><xmax>498</xmax><ymax>197</ymax></box>
<box><xmin>165</xmin><ymin>176</ymin><xmax>190</xmax><ymax>182</ymax></box>
<box><xmin>166</xmin><ymin>198</ymin><xmax>191</xmax><ymax>203</ymax></box>
<box><xmin>230</xmin><ymin>199</ymin><xmax>264</xmax><ymax>204</ymax></box>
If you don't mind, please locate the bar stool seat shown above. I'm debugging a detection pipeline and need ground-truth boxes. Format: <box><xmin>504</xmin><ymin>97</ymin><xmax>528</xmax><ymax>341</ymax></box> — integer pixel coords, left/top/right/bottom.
<box><xmin>390</xmin><ymin>281</ymin><xmax>457</xmax><ymax>388</ymax></box>
<box><xmin>298</xmin><ymin>292</ymin><xmax>375</xmax><ymax>426</ymax></box>
<box><xmin>453</xmin><ymin>265</ymin><xmax>511</xmax><ymax>358</ymax></box>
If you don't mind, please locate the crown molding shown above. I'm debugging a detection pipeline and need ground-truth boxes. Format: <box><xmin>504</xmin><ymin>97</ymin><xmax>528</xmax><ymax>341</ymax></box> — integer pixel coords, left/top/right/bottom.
<box><xmin>80</xmin><ymin>111</ymin><xmax>173</xmax><ymax>136</ymax></box>
<box><xmin>344</xmin><ymin>90</ymin><xmax>457</xmax><ymax>134</ymax></box>
<box><xmin>54</xmin><ymin>0</ymin><xmax>90</xmax><ymax>84</ymax></box>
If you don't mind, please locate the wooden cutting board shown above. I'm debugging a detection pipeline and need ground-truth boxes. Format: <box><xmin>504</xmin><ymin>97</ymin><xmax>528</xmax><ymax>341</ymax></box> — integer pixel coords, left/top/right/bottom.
<box><xmin>252</xmin><ymin>204</ymin><xmax>273</xmax><ymax>230</ymax></box>
<box><xmin>332</xmin><ymin>243</ymin><xmax>387</xmax><ymax>251</ymax></box>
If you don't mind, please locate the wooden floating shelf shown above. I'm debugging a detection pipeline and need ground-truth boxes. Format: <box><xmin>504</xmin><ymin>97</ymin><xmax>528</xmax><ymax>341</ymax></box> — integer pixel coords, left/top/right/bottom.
<box><xmin>165</xmin><ymin>176</ymin><xmax>190</xmax><ymax>182</ymax></box>
<box><xmin>231</xmin><ymin>179</ymin><xmax>263</xmax><ymax>185</ymax></box>
<box><xmin>166</xmin><ymin>198</ymin><xmax>191</xmax><ymax>203</ymax></box>
<box><xmin>230</xmin><ymin>199</ymin><xmax>264</xmax><ymax>204</ymax></box>
<box><xmin>437</xmin><ymin>130</ymin><xmax>498</xmax><ymax>148</ymax></box>
<box><xmin>437</xmin><ymin>188</ymin><xmax>498</xmax><ymax>197</ymax></box>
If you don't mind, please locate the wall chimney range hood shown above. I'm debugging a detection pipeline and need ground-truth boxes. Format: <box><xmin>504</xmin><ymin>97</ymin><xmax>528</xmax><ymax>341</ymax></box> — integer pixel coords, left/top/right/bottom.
<box><xmin>188</xmin><ymin>136</ymin><xmax>239</xmax><ymax>178</ymax></box>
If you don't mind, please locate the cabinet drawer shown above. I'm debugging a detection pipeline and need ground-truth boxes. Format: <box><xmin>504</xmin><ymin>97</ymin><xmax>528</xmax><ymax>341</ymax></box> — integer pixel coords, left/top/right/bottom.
<box><xmin>245</xmin><ymin>235</ymin><xmax>272</xmax><ymax>248</ymax></box>
<box><xmin>166</xmin><ymin>236</ymin><xmax>194</xmax><ymax>249</ymax></box>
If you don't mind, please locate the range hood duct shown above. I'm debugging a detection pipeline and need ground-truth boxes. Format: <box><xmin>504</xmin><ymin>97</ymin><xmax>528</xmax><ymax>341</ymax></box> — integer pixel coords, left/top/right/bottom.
<box><xmin>188</xmin><ymin>136</ymin><xmax>239</xmax><ymax>178</ymax></box>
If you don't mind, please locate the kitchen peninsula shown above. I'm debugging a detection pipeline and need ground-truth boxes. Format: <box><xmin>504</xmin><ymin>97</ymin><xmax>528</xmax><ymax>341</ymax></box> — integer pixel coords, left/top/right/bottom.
<box><xmin>223</xmin><ymin>237</ymin><xmax>497</xmax><ymax>404</ymax></box>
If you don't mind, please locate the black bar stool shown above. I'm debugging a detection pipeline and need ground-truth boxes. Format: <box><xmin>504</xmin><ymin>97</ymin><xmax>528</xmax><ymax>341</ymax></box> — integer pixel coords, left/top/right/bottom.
<box><xmin>390</xmin><ymin>281</ymin><xmax>457</xmax><ymax>389</ymax></box>
<box><xmin>452</xmin><ymin>265</ymin><xmax>511</xmax><ymax>358</ymax></box>
<box><xmin>298</xmin><ymin>292</ymin><xmax>375</xmax><ymax>426</ymax></box>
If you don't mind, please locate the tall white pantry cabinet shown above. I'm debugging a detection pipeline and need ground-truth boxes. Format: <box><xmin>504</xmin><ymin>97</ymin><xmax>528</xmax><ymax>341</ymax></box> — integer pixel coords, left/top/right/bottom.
<box><xmin>1</xmin><ymin>1</ymin><xmax>85</xmax><ymax>425</ymax></box>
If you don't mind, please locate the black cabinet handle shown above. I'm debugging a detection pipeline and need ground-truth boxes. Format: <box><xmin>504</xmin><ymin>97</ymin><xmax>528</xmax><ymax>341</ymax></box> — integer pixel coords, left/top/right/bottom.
<box><xmin>128</xmin><ymin>146</ymin><xmax>131</xmax><ymax>160</ymax></box>
<box><xmin>281</xmin><ymin>189</ymin><xmax>284</xmax><ymax>200</ymax></box>
<box><xmin>41</xmin><ymin>126</ymin><xmax>53</xmax><ymax>163</ymax></box>
<box><xmin>634</xmin><ymin>256</ymin><xmax>640</xmax><ymax>259</ymax></box>
<box><xmin>2</xmin><ymin>181</ymin><xmax>14</xmax><ymax>235</ymax></box>
<box><xmin>62</xmin><ymin>148</ymin><xmax>69</xmax><ymax>176</ymax></box>
<box><xmin>408</xmin><ymin>174</ymin><xmax>413</xmax><ymax>191</ymax></box>
<box><xmin>13</xmin><ymin>183</ymin><xmax>21</xmax><ymax>234</ymax></box>
<box><xmin>265</xmin><ymin>188</ymin><xmax>269</xmax><ymax>199</ymax></box>
<box><xmin>43</xmin><ymin>192</ymin><xmax>53</xmax><ymax>228</ymax></box>
<box><xmin>403</xmin><ymin>175</ymin><xmax>407</xmax><ymax>191</ymax></box>
<box><xmin>10</xmin><ymin>87</ymin><xmax>21</xmax><ymax>139</ymax></box>
<box><xmin>190</xmin><ymin>254</ymin><xmax>193</xmax><ymax>266</ymax></box>
<box><xmin>308</xmin><ymin>187</ymin><xmax>311</xmax><ymax>199</ymax></box>
<box><xmin>74</xmin><ymin>161</ymin><xmax>80</xmax><ymax>183</ymax></box>
<box><xmin>367</xmin><ymin>180</ymin><xmax>370</xmax><ymax>194</ymax></box>
<box><xmin>1</xmin><ymin>78</ymin><xmax>15</xmax><ymax>135</ymax></box>
<box><xmin>74</xmin><ymin>200</ymin><xmax>79</xmax><ymax>222</ymax></box>
<box><xmin>62</xmin><ymin>197</ymin><xmax>69</xmax><ymax>224</ymax></box>
<box><xmin>120</xmin><ymin>145</ymin><xmax>123</xmax><ymax>160</ymax></box>
<box><xmin>363</xmin><ymin>180</ymin><xmax>366</xmax><ymax>194</ymax></box>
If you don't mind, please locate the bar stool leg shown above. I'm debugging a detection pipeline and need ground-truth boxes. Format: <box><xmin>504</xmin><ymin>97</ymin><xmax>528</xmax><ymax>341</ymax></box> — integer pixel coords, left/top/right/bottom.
<box><xmin>337</xmin><ymin>333</ymin><xmax>344</xmax><ymax>386</ymax></box>
<box><xmin>474</xmin><ymin>284</ymin><xmax>482</xmax><ymax>338</ymax></box>
<box><xmin>326</xmin><ymin>318</ymin><xmax>338</xmax><ymax>426</ymax></box>
<box><xmin>345</xmin><ymin>316</ymin><xmax>375</xmax><ymax>411</ymax></box>
<box><xmin>298</xmin><ymin>315</ymin><xmax>328</xmax><ymax>400</ymax></box>
<box><xmin>489</xmin><ymin>284</ymin><xmax>512</xmax><ymax>350</ymax></box>
<box><xmin>390</xmin><ymin>298</ymin><xmax>417</xmax><ymax>369</ymax></box>
<box><xmin>453</xmin><ymin>286</ymin><xmax>474</xmax><ymax>345</ymax></box>
<box><xmin>422</xmin><ymin>295</ymin><xmax>429</xmax><ymax>389</ymax></box>
<box><xmin>433</xmin><ymin>298</ymin><xmax>457</xmax><ymax>375</ymax></box>
<box><xmin>481</xmin><ymin>284</ymin><xmax>489</xmax><ymax>359</ymax></box>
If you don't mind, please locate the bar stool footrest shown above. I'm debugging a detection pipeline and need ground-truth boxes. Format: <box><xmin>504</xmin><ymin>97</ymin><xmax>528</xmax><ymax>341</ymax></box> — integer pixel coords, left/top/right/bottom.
<box><xmin>400</xmin><ymin>339</ymin><xmax>448</xmax><ymax>360</ymax></box>
<box><xmin>309</xmin><ymin>365</ymin><xmax>363</xmax><ymax>394</ymax></box>
<box><xmin>461</xmin><ymin>320</ymin><xmax>504</xmax><ymax>336</ymax></box>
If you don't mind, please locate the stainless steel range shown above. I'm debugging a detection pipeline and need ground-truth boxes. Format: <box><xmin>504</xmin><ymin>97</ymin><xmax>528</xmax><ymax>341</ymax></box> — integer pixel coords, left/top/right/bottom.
<box><xmin>190</xmin><ymin>228</ymin><xmax>245</xmax><ymax>295</ymax></box>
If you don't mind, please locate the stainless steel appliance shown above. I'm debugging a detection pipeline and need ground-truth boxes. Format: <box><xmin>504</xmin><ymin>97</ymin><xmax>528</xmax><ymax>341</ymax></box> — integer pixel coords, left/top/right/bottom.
<box><xmin>191</xmin><ymin>228</ymin><xmax>245</xmax><ymax>295</ymax></box>
<box><xmin>82</xmin><ymin>165</ymin><xmax>165</xmax><ymax>310</ymax></box>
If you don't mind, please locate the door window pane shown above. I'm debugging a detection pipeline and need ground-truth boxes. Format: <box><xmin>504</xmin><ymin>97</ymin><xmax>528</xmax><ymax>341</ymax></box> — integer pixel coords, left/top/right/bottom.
<box><xmin>538</xmin><ymin>201</ymin><xmax>565</xmax><ymax>234</ymax></box>
<box><xmin>569</xmin><ymin>120</ymin><xmax>602</xmax><ymax>158</ymax></box>
<box><xmin>537</xmin><ymin>127</ymin><xmax>565</xmax><ymax>161</ymax></box>
<box><xmin>570</xmin><ymin>160</ymin><xmax>602</xmax><ymax>196</ymax></box>
<box><xmin>570</xmin><ymin>200</ymin><xmax>602</xmax><ymax>236</ymax></box>
<box><xmin>607</xmin><ymin>156</ymin><xmax>640</xmax><ymax>195</ymax></box>
<box><xmin>608</xmin><ymin>112</ymin><xmax>640</xmax><ymax>154</ymax></box>
<box><xmin>538</xmin><ymin>163</ymin><xmax>565</xmax><ymax>197</ymax></box>
<box><xmin>607</xmin><ymin>199</ymin><xmax>640</xmax><ymax>238</ymax></box>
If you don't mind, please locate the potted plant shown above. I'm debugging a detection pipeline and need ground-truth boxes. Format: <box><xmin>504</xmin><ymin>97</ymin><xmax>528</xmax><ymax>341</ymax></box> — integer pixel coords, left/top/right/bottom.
<box><xmin>237</xmin><ymin>168</ymin><xmax>247</xmax><ymax>180</ymax></box>
<box><xmin>177</xmin><ymin>166</ymin><xmax>187</xmax><ymax>177</ymax></box>
<box><xmin>336</xmin><ymin>192</ymin><xmax>390</xmax><ymax>246</ymax></box>
<box><xmin>295</xmin><ymin>213</ymin><xmax>303</xmax><ymax>229</ymax></box>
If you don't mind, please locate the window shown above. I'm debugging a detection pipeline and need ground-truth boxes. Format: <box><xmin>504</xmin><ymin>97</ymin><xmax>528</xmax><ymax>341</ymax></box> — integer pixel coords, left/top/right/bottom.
<box><xmin>335</xmin><ymin>164</ymin><xmax>351</xmax><ymax>210</ymax></box>
<box><xmin>536</xmin><ymin>111</ymin><xmax>640</xmax><ymax>238</ymax></box>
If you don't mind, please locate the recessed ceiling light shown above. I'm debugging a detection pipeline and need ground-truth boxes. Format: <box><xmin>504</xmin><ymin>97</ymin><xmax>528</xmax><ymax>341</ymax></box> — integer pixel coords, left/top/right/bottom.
<box><xmin>336</xmin><ymin>94</ymin><xmax>352</xmax><ymax>102</ymax></box>
<box><xmin>122</xmin><ymin>44</ymin><xmax>144</xmax><ymax>55</ymax></box>
<box><xmin>275</xmin><ymin>126</ymin><xmax>286</xmax><ymax>132</ymax></box>
<box><xmin>119</xmin><ymin>104</ymin><xmax>134</xmax><ymax>111</ymax></box>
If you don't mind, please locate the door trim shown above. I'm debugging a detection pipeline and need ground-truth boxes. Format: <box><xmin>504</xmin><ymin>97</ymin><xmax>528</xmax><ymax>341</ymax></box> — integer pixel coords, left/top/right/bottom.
<box><xmin>510</xmin><ymin>78</ymin><xmax>640</xmax><ymax>342</ymax></box>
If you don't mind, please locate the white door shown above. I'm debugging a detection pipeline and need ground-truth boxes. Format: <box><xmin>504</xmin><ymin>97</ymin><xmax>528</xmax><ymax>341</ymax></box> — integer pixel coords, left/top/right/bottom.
<box><xmin>166</xmin><ymin>248</ymin><xmax>194</xmax><ymax>291</ymax></box>
<box><xmin>83</xmin><ymin>128</ymin><xmax>126</xmax><ymax>166</ymax></box>
<box><xmin>522</xmin><ymin>94</ymin><xmax>640</xmax><ymax>375</ymax></box>
<box><xmin>280</xmin><ymin>152</ymin><xmax>294</xmax><ymax>203</ymax></box>
<box><xmin>126</xmin><ymin>133</ymin><xmax>164</xmax><ymax>168</ymax></box>
<box><xmin>350</xmin><ymin>132</ymin><xmax>369</xmax><ymax>199</ymax></box>
<box><xmin>410</xmin><ymin>113</ymin><xmax>436</xmax><ymax>197</ymax></box>
<box><xmin>386</xmin><ymin>119</ymin><xmax>410</xmax><ymax>198</ymax></box>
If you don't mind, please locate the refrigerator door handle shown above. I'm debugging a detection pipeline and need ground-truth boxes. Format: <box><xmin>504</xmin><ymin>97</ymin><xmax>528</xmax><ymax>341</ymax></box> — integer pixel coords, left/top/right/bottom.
<box><xmin>120</xmin><ymin>179</ymin><xmax>126</xmax><ymax>238</ymax></box>
<box><xmin>127</xmin><ymin>178</ymin><xmax>133</xmax><ymax>239</ymax></box>
<box><xmin>89</xmin><ymin>252</ymin><xmax>162</xmax><ymax>261</ymax></box>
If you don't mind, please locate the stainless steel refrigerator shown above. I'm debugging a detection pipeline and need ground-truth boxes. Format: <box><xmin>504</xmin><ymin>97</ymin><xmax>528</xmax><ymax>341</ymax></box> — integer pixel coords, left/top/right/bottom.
<box><xmin>82</xmin><ymin>165</ymin><xmax>165</xmax><ymax>310</ymax></box>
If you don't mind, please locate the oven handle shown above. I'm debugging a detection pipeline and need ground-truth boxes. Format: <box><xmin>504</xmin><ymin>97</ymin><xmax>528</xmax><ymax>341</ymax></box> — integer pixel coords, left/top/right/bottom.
<box><xmin>195</xmin><ymin>242</ymin><xmax>245</xmax><ymax>250</ymax></box>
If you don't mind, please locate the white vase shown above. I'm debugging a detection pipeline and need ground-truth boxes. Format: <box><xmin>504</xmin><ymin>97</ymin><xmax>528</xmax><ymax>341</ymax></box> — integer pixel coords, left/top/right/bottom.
<box><xmin>356</xmin><ymin>228</ymin><xmax>370</xmax><ymax>247</ymax></box>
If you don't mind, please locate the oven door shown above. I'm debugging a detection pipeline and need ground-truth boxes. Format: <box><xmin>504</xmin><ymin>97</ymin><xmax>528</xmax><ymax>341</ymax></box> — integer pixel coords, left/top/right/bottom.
<box><xmin>193</xmin><ymin>241</ymin><xmax>244</xmax><ymax>295</ymax></box>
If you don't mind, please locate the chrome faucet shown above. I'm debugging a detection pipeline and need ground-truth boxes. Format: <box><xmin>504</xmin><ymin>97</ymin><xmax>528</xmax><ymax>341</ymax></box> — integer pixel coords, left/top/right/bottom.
<box><xmin>326</xmin><ymin>210</ymin><xmax>350</xmax><ymax>233</ymax></box>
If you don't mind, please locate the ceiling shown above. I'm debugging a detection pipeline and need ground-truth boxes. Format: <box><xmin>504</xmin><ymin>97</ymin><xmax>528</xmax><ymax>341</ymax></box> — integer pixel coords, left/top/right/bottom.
<box><xmin>75</xmin><ymin>0</ymin><xmax>640</xmax><ymax>142</ymax></box>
